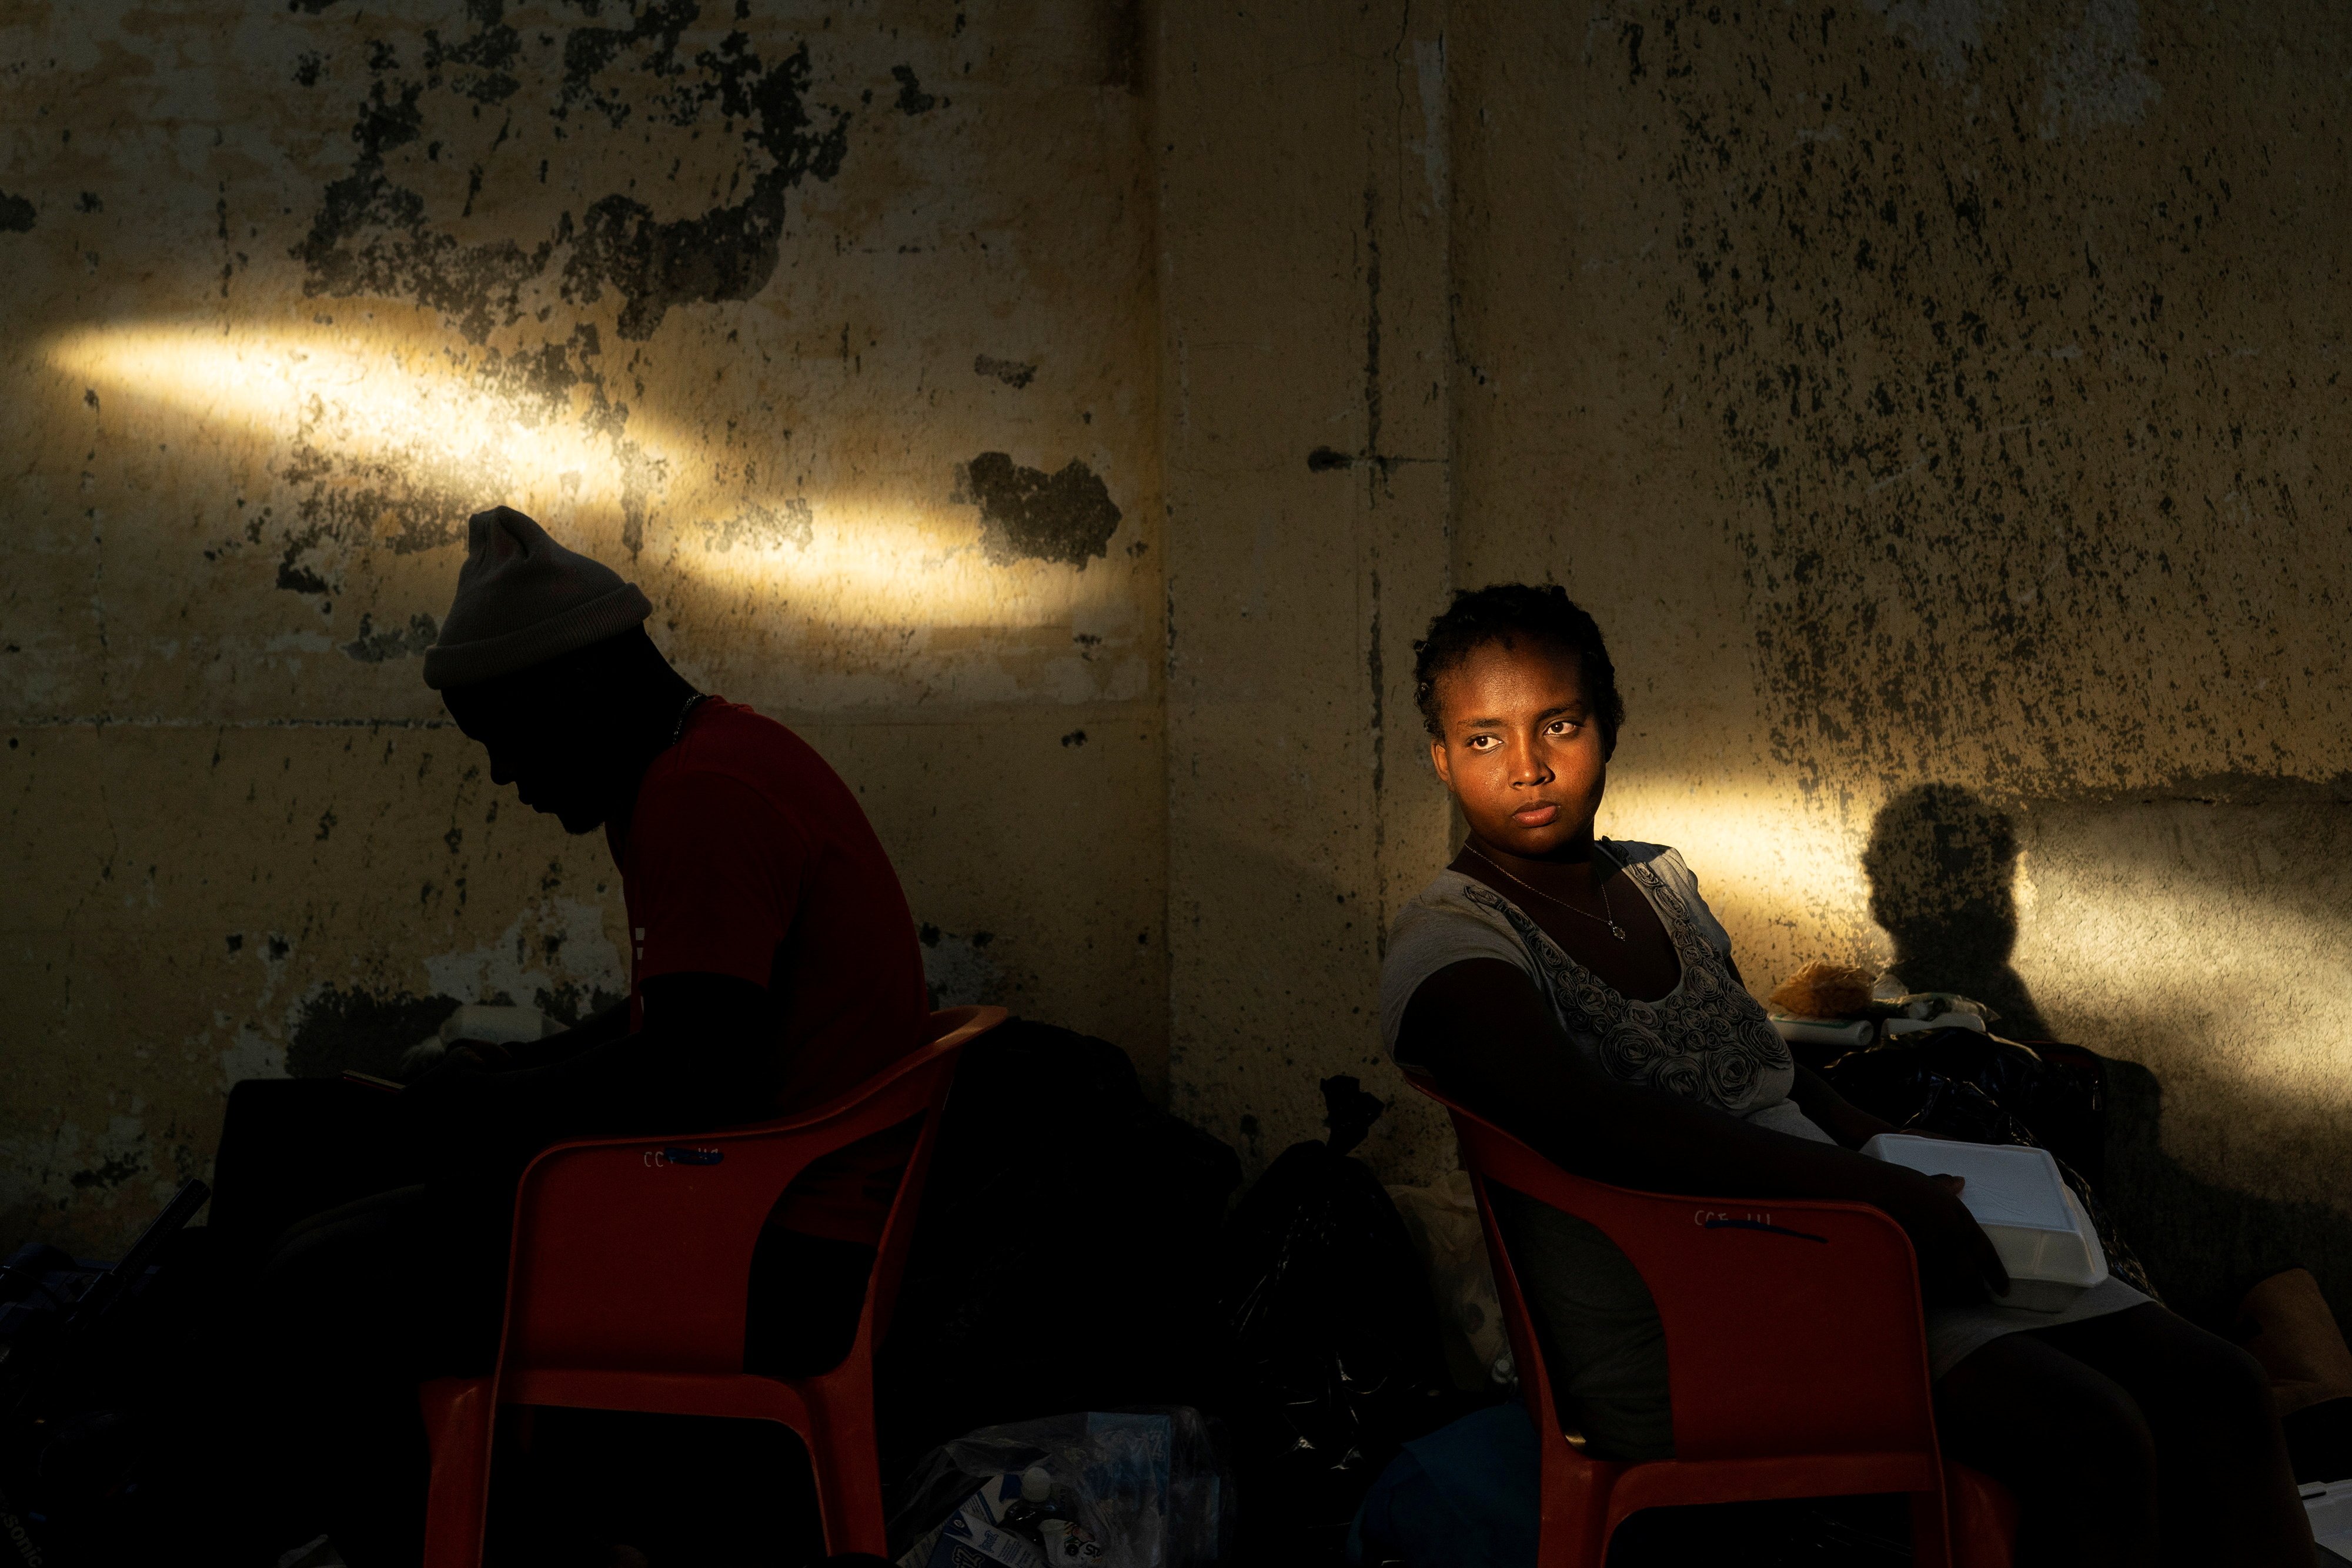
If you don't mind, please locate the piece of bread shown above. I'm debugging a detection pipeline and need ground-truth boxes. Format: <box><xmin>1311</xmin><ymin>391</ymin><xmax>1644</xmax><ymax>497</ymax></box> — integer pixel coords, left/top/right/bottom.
<box><xmin>1768</xmin><ymin>959</ymin><xmax>1877</xmax><ymax>1019</ymax></box>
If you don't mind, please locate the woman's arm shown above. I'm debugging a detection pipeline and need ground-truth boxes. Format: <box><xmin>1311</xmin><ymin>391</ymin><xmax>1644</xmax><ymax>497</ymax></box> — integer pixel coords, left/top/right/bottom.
<box><xmin>1398</xmin><ymin>958</ymin><xmax>2006</xmax><ymax>1304</ymax></box>
<box><xmin>1786</xmin><ymin>1064</ymin><xmax>1899</xmax><ymax>1149</ymax></box>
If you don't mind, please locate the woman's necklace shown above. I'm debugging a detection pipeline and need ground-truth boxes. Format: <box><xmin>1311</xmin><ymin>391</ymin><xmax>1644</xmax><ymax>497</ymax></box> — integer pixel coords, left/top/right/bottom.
<box><xmin>1462</xmin><ymin>840</ymin><xmax>1629</xmax><ymax>941</ymax></box>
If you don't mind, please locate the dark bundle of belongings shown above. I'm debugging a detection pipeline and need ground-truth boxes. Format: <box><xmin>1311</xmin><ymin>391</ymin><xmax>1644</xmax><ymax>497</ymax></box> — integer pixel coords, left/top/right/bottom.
<box><xmin>1208</xmin><ymin>1076</ymin><xmax>1465</xmax><ymax>1560</ymax></box>
<box><xmin>878</xmin><ymin>1019</ymin><xmax>1245</xmax><ymax>1473</ymax></box>
<box><xmin>0</xmin><ymin>1181</ymin><xmax>208</xmax><ymax>1568</ymax></box>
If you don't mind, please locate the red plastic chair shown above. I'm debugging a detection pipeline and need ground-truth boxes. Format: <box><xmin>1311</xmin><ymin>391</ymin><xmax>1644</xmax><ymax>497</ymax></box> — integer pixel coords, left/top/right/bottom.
<box><xmin>417</xmin><ymin>1004</ymin><xmax>1007</xmax><ymax>1566</ymax></box>
<box><xmin>1404</xmin><ymin>1071</ymin><xmax>2019</xmax><ymax>1567</ymax></box>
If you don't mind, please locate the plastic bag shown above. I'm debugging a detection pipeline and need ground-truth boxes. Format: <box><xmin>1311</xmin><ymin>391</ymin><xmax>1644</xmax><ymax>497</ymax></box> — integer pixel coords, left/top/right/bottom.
<box><xmin>1214</xmin><ymin>1076</ymin><xmax>1446</xmax><ymax>1540</ymax></box>
<box><xmin>1386</xmin><ymin>1171</ymin><xmax>1513</xmax><ymax>1393</ymax></box>
<box><xmin>889</xmin><ymin>1406</ymin><xmax>1232</xmax><ymax>1568</ymax></box>
<box><xmin>1820</xmin><ymin>1026</ymin><xmax>2103</xmax><ymax>1174</ymax></box>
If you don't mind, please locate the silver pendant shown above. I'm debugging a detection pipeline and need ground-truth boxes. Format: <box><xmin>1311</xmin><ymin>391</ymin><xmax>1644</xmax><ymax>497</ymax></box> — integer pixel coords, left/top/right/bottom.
<box><xmin>1608</xmin><ymin>921</ymin><xmax>1628</xmax><ymax>941</ymax></box>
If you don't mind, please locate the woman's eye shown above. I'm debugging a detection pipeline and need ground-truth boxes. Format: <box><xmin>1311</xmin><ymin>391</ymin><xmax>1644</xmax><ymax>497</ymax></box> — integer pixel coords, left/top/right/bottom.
<box><xmin>1548</xmin><ymin>719</ymin><xmax>1579</xmax><ymax>735</ymax></box>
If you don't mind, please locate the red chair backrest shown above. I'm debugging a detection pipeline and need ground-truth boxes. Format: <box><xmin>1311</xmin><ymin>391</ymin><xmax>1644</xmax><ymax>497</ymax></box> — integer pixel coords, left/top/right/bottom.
<box><xmin>500</xmin><ymin>1007</ymin><xmax>997</xmax><ymax>1376</ymax></box>
<box><xmin>1410</xmin><ymin>1072</ymin><xmax>1942</xmax><ymax>1464</ymax></box>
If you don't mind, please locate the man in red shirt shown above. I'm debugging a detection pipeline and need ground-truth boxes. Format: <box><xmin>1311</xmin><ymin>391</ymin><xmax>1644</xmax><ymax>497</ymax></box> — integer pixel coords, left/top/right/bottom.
<box><xmin>202</xmin><ymin>506</ymin><xmax>928</xmax><ymax>1565</ymax></box>
<box><xmin>419</xmin><ymin>506</ymin><xmax>929</xmax><ymax>1248</ymax></box>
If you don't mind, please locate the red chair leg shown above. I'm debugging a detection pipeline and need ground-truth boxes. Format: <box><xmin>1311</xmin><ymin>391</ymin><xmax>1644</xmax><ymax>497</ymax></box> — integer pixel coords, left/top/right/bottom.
<box><xmin>1570</xmin><ymin>1508</ymin><xmax>1613</xmax><ymax>1568</ymax></box>
<box><xmin>419</xmin><ymin>1376</ymin><xmax>496</xmax><ymax>1568</ymax></box>
<box><xmin>1908</xmin><ymin>1486</ymin><xmax>1955</xmax><ymax>1568</ymax></box>
<box><xmin>1540</xmin><ymin>1460</ymin><xmax>1616</xmax><ymax>1568</ymax></box>
<box><xmin>1947</xmin><ymin>1463</ymin><xmax>2019</xmax><ymax>1568</ymax></box>
<box><xmin>807</xmin><ymin>1427</ymin><xmax>890</xmax><ymax>1556</ymax></box>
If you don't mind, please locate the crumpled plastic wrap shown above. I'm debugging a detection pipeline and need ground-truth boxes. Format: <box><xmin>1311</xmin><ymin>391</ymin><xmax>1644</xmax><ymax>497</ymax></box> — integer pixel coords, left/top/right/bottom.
<box><xmin>889</xmin><ymin>1406</ymin><xmax>1232</xmax><ymax>1568</ymax></box>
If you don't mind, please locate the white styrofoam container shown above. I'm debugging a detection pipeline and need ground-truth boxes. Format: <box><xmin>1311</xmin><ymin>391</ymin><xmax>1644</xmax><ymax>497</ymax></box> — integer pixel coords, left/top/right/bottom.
<box><xmin>2300</xmin><ymin>1476</ymin><xmax>2352</xmax><ymax>1563</ymax></box>
<box><xmin>1863</xmin><ymin>1134</ymin><xmax>2109</xmax><ymax>1313</ymax></box>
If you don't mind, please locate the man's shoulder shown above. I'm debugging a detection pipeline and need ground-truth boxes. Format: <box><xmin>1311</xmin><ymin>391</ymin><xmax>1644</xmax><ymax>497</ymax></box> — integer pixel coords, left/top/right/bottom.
<box><xmin>664</xmin><ymin>700</ymin><xmax>827</xmax><ymax>787</ymax></box>
<box><xmin>687</xmin><ymin>698</ymin><xmax>808</xmax><ymax>754</ymax></box>
<box><xmin>632</xmin><ymin>704</ymin><xmax>775</xmax><ymax>804</ymax></box>
<box><xmin>643</xmin><ymin>698</ymin><xmax>866</xmax><ymax>833</ymax></box>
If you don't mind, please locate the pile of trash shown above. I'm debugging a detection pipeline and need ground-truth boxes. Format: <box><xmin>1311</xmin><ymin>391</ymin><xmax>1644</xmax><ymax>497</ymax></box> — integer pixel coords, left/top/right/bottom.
<box><xmin>890</xmin><ymin>1407</ymin><xmax>1231</xmax><ymax>1567</ymax></box>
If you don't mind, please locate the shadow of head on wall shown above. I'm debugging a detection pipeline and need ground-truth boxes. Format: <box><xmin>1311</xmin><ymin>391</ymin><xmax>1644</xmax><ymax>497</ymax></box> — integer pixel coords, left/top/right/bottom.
<box><xmin>1862</xmin><ymin>784</ymin><xmax>2050</xmax><ymax>1040</ymax></box>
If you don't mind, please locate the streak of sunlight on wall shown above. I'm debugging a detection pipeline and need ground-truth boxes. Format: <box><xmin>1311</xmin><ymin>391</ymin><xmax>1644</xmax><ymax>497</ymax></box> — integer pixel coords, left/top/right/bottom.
<box><xmin>44</xmin><ymin>321</ymin><xmax>1073</xmax><ymax>631</ymax></box>
<box><xmin>46</xmin><ymin>322</ymin><xmax>616</xmax><ymax>507</ymax></box>
<box><xmin>2016</xmin><ymin>853</ymin><xmax>2352</xmax><ymax>1212</ymax></box>
<box><xmin>2017</xmin><ymin>860</ymin><xmax>2352</xmax><ymax>1108</ymax></box>
<box><xmin>1600</xmin><ymin>772</ymin><xmax>1882</xmax><ymax>968</ymax></box>
<box><xmin>657</xmin><ymin>490</ymin><xmax>1097</xmax><ymax>636</ymax></box>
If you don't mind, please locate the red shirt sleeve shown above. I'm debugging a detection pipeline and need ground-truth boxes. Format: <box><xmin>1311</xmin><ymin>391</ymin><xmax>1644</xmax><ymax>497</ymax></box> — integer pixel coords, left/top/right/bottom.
<box><xmin>622</xmin><ymin>768</ymin><xmax>808</xmax><ymax>997</ymax></box>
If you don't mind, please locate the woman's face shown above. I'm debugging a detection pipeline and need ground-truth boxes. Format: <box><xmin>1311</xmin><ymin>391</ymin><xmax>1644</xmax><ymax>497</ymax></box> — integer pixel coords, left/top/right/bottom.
<box><xmin>1427</xmin><ymin>637</ymin><xmax>1608</xmax><ymax>858</ymax></box>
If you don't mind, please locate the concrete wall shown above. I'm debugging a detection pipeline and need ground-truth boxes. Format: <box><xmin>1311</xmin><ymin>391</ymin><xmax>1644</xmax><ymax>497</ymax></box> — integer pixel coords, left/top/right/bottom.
<box><xmin>3</xmin><ymin>0</ymin><xmax>1164</xmax><ymax>1252</ymax></box>
<box><xmin>1156</xmin><ymin>0</ymin><xmax>1456</xmax><ymax>1178</ymax></box>
<box><xmin>9</xmin><ymin>0</ymin><xmax>2352</xmax><ymax>1320</ymax></box>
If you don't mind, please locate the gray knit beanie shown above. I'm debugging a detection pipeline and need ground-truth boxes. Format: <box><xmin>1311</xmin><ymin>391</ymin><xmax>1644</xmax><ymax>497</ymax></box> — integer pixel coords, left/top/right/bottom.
<box><xmin>422</xmin><ymin>506</ymin><xmax>653</xmax><ymax>690</ymax></box>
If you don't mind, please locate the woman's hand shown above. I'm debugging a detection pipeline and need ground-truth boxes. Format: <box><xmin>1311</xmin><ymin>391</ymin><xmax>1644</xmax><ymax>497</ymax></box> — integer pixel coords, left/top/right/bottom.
<box><xmin>1785</xmin><ymin>1065</ymin><xmax>1897</xmax><ymax>1149</ymax></box>
<box><xmin>1879</xmin><ymin>1165</ymin><xmax>2010</xmax><ymax>1305</ymax></box>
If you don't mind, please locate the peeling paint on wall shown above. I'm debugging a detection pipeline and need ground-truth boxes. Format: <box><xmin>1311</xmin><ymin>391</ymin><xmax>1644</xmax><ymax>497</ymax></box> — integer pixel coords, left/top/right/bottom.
<box><xmin>918</xmin><ymin>922</ymin><xmax>1001</xmax><ymax>1010</ymax></box>
<box><xmin>283</xmin><ymin>985</ymin><xmax>460</xmax><ymax>1081</ymax></box>
<box><xmin>890</xmin><ymin>63</ymin><xmax>939</xmax><ymax>116</ymax></box>
<box><xmin>293</xmin><ymin>6</ymin><xmax>850</xmax><ymax>345</ymax></box>
<box><xmin>0</xmin><ymin>1116</ymin><xmax>167</xmax><ymax>1227</ymax></box>
<box><xmin>421</xmin><ymin>897</ymin><xmax>629</xmax><ymax>1022</ymax></box>
<box><xmin>701</xmin><ymin>497</ymin><xmax>813</xmax><ymax>553</ymax></box>
<box><xmin>342</xmin><ymin>612</ymin><xmax>440</xmax><ymax>663</ymax></box>
<box><xmin>959</xmin><ymin>452</ymin><xmax>1124</xmax><ymax>569</ymax></box>
<box><xmin>974</xmin><ymin>355</ymin><xmax>1037</xmax><ymax>389</ymax></box>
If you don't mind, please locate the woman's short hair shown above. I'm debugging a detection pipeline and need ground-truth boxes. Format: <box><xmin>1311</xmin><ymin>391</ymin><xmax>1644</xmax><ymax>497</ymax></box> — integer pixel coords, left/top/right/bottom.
<box><xmin>1411</xmin><ymin>583</ymin><xmax>1626</xmax><ymax>755</ymax></box>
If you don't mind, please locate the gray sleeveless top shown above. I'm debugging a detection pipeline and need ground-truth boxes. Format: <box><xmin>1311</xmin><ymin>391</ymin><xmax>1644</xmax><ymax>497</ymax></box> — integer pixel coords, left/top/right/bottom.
<box><xmin>1380</xmin><ymin>840</ymin><xmax>1832</xmax><ymax>1147</ymax></box>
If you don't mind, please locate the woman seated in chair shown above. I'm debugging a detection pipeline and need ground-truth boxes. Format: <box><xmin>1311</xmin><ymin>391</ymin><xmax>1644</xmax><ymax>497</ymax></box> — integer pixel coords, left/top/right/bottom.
<box><xmin>1383</xmin><ymin>583</ymin><xmax>2312</xmax><ymax>1567</ymax></box>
